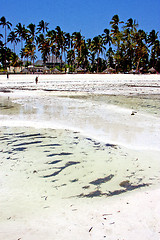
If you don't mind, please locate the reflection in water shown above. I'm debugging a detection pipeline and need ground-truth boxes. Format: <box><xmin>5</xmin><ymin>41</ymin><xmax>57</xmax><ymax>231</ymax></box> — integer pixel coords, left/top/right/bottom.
<box><xmin>0</xmin><ymin>94</ymin><xmax>160</xmax><ymax>150</ymax></box>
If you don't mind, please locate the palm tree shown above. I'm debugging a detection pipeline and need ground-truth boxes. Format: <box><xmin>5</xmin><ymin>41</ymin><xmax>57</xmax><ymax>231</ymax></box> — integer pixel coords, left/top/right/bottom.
<box><xmin>14</xmin><ymin>23</ymin><xmax>27</xmax><ymax>61</ymax></box>
<box><xmin>102</xmin><ymin>28</ymin><xmax>112</xmax><ymax>64</ymax></box>
<box><xmin>91</xmin><ymin>35</ymin><xmax>105</xmax><ymax>72</ymax></box>
<box><xmin>110</xmin><ymin>14</ymin><xmax>123</xmax><ymax>72</ymax></box>
<box><xmin>134</xmin><ymin>29</ymin><xmax>148</xmax><ymax>71</ymax></box>
<box><xmin>148</xmin><ymin>30</ymin><xmax>159</xmax><ymax>68</ymax></box>
<box><xmin>103</xmin><ymin>29</ymin><xmax>112</xmax><ymax>47</ymax></box>
<box><xmin>37</xmin><ymin>33</ymin><xmax>50</xmax><ymax>65</ymax></box>
<box><xmin>72</xmin><ymin>31</ymin><xmax>85</xmax><ymax>67</ymax></box>
<box><xmin>67</xmin><ymin>49</ymin><xmax>75</xmax><ymax>71</ymax></box>
<box><xmin>0</xmin><ymin>34</ymin><xmax>3</xmax><ymax>49</ymax></box>
<box><xmin>0</xmin><ymin>16</ymin><xmax>12</xmax><ymax>68</ymax></box>
<box><xmin>7</xmin><ymin>31</ymin><xmax>20</xmax><ymax>53</ymax></box>
<box><xmin>55</xmin><ymin>26</ymin><xmax>66</xmax><ymax>69</ymax></box>
<box><xmin>27</xmin><ymin>23</ymin><xmax>36</xmax><ymax>66</ymax></box>
<box><xmin>37</xmin><ymin>20</ymin><xmax>49</xmax><ymax>37</ymax></box>
<box><xmin>147</xmin><ymin>30</ymin><xmax>158</xmax><ymax>47</ymax></box>
<box><xmin>0</xmin><ymin>16</ymin><xmax>12</xmax><ymax>47</ymax></box>
<box><xmin>47</xmin><ymin>30</ymin><xmax>56</xmax><ymax>66</ymax></box>
<box><xmin>122</xmin><ymin>18</ymin><xmax>138</xmax><ymax>71</ymax></box>
<box><xmin>22</xmin><ymin>41</ymin><xmax>36</xmax><ymax>66</ymax></box>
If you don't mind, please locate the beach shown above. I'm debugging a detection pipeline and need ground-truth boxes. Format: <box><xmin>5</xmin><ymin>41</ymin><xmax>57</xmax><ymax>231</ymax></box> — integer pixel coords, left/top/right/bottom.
<box><xmin>0</xmin><ymin>74</ymin><xmax>160</xmax><ymax>240</ymax></box>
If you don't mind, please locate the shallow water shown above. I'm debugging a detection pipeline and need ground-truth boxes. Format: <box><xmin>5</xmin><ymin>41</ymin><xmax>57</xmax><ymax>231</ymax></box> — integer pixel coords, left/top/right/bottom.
<box><xmin>0</xmin><ymin>93</ymin><xmax>160</xmax><ymax>199</ymax></box>
<box><xmin>1</xmin><ymin>126</ymin><xmax>160</xmax><ymax>200</ymax></box>
<box><xmin>0</xmin><ymin>93</ymin><xmax>160</xmax><ymax>150</ymax></box>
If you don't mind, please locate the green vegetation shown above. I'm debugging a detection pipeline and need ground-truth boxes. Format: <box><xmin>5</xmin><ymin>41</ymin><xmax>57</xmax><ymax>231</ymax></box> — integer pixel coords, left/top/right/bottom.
<box><xmin>0</xmin><ymin>15</ymin><xmax>160</xmax><ymax>73</ymax></box>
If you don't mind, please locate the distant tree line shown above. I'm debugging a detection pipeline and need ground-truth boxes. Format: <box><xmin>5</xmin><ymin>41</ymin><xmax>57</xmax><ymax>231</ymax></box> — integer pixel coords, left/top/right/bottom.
<box><xmin>0</xmin><ymin>15</ymin><xmax>160</xmax><ymax>73</ymax></box>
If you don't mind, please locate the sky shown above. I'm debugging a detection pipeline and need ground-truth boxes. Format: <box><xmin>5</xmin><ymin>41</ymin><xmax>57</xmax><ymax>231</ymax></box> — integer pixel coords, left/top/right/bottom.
<box><xmin>0</xmin><ymin>0</ymin><xmax>160</xmax><ymax>58</ymax></box>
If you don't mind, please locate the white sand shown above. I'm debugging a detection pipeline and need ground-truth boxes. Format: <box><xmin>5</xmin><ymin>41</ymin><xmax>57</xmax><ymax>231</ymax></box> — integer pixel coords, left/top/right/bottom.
<box><xmin>0</xmin><ymin>74</ymin><xmax>160</xmax><ymax>240</ymax></box>
<box><xmin>0</xmin><ymin>73</ymin><xmax>160</xmax><ymax>95</ymax></box>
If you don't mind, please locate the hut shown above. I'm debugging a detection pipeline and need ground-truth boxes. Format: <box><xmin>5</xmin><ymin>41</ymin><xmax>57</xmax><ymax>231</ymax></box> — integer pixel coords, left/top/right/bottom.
<box><xmin>43</xmin><ymin>66</ymin><xmax>50</xmax><ymax>73</ymax></box>
<box><xmin>76</xmin><ymin>67</ymin><xmax>86</xmax><ymax>73</ymax></box>
<box><xmin>21</xmin><ymin>68</ymin><xmax>29</xmax><ymax>74</ymax></box>
<box><xmin>51</xmin><ymin>68</ymin><xmax>61</xmax><ymax>74</ymax></box>
<box><xmin>103</xmin><ymin>67</ymin><xmax>116</xmax><ymax>74</ymax></box>
<box><xmin>148</xmin><ymin>67</ymin><xmax>156</xmax><ymax>74</ymax></box>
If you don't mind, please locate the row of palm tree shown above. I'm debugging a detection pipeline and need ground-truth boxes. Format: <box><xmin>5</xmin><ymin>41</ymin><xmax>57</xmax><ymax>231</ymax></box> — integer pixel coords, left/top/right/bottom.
<box><xmin>0</xmin><ymin>15</ymin><xmax>160</xmax><ymax>73</ymax></box>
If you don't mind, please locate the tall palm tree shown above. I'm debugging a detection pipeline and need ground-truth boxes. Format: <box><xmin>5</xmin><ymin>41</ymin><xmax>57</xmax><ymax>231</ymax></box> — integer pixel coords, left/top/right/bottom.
<box><xmin>0</xmin><ymin>16</ymin><xmax>12</xmax><ymax>47</ymax></box>
<box><xmin>122</xmin><ymin>18</ymin><xmax>138</xmax><ymax>71</ymax></box>
<box><xmin>14</xmin><ymin>23</ymin><xmax>27</xmax><ymax>61</ymax></box>
<box><xmin>37</xmin><ymin>33</ymin><xmax>50</xmax><ymax>65</ymax></box>
<box><xmin>7</xmin><ymin>31</ymin><xmax>20</xmax><ymax>53</ymax></box>
<box><xmin>102</xmin><ymin>28</ymin><xmax>112</xmax><ymax>63</ymax></box>
<box><xmin>47</xmin><ymin>30</ymin><xmax>56</xmax><ymax>66</ymax></box>
<box><xmin>27</xmin><ymin>23</ymin><xmax>36</xmax><ymax>66</ymax></box>
<box><xmin>134</xmin><ymin>29</ymin><xmax>148</xmax><ymax>71</ymax></box>
<box><xmin>147</xmin><ymin>30</ymin><xmax>158</xmax><ymax>47</ymax></box>
<box><xmin>148</xmin><ymin>30</ymin><xmax>159</xmax><ymax>68</ymax></box>
<box><xmin>37</xmin><ymin>20</ymin><xmax>49</xmax><ymax>37</ymax></box>
<box><xmin>80</xmin><ymin>39</ymin><xmax>89</xmax><ymax>69</ymax></box>
<box><xmin>91</xmin><ymin>35</ymin><xmax>105</xmax><ymax>72</ymax></box>
<box><xmin>110</xmin><ymin>14</ymin><xmax>123</xmax><ymax>72</ymax></box>
<box><xmin>72</xmin><ymin>31</ymin><xmax>84</xmax><ymax>67</ymax></box>
<box><xmin>55</xmin><ymin>26</ymin><xmax>66</xmax><ymax>69</ymax></box>
<box><xmin>22</xmin><ymin>41</ymin><xmax>36</xmax><ymax>66</ymax></box>
<box><xmin>0</xmin><ymin>16</ymin><xmax>12</xmax><ymax>68</ymax></box>
<box><xmin>0</xmin><ymin>34</ymin><xmax>3</xmax><ymax>49</ymax></box>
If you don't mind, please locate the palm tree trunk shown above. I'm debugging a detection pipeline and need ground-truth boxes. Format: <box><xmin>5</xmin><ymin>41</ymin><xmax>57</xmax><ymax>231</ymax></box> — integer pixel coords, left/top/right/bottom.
<box><xmin>4</xmin><ymin>25</ymin><xmax>7</xmax><ymax>69</ymax></box>
<box><xmin>136</xmin><ymin>58</ymin><xmax>141</xmax><ymax>72</ymax></box>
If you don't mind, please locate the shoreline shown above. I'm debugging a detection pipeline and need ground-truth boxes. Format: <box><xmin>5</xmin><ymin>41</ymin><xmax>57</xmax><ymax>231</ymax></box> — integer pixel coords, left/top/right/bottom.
<box><xmin>0</xmin><ymin>74</ymin><xmax>160</xmax><ymax>240</ymax></box>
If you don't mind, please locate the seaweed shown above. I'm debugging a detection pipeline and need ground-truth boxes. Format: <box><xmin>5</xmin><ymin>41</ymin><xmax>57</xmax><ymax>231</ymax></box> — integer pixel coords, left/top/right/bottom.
<box><xmin>89</xmin><ymin>174</ymin><xmax>114</xmax><ymax>185</ymax></box>
<box><xmin>43</xmin><ymin>161</ymin><xmax>80</xmax><ymax>178</ymax></box>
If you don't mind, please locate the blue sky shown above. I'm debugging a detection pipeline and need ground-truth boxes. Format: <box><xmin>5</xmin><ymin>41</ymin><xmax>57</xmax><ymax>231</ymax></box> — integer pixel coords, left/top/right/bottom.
<box><xmin>1</xmin><ymin>0</ymin><xmax>160</xmax><ymax>37</ymax></box>
<box><xmin>0</xmin><ymin>0</ymin><xmax>160</xmax><ymax>58</ymax></box>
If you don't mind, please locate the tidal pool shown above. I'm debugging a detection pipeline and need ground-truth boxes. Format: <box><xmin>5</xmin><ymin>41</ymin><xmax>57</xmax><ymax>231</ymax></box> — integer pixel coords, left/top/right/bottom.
<box><xmin>0</xmin><ymin>92</ymin><xmax>160</xmax><ymax>199</ymax></box>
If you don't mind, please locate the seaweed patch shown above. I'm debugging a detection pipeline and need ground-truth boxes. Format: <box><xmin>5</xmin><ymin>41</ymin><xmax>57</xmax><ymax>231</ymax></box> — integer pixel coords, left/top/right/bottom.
<box><xmin>47</xmin><ymin>152</ymin><xmax>73</xmax><ymax>157</ymax></box>
<box><xmin>12</xmin><ymin>147</ymin><xmax>27</xmax><ymax>152</ymax></box>
<box><xmin>89</xmin><ymin>174</ymin><xmax>114</xmax><ymax>185</ymax></box>
<box><xmin>70</xmin><ymin>179</ymin><xmax>78</xmax><ymax>183</ymax></box>
<box><xmin>47</xmin><ymin>160</ymin><xmax>62</xmax><ymax>165</ymax></box>
<box><xmin>43</xmin><ymin>161</ymin><xmax>80</xmax><ymax>178</ymax></box>
<box><xmin>13</xmin><ymin>141</ymin><xmax>42</xmax><ymax>146</ymax></box>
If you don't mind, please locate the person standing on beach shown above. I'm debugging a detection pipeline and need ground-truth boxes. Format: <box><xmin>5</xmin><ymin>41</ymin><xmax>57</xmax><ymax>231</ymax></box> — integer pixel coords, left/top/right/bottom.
<box><xmin>35</xmin><ymin>76</ymin><xmax>38</xmax><ymax>84</ymax></box>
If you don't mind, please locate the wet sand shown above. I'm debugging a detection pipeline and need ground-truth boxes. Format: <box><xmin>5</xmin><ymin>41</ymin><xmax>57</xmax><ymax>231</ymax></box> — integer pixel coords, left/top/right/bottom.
<box><xmin>0</xmin><ymin>74</ymin><xmax>160</xmax><ymax>240</ymax></box>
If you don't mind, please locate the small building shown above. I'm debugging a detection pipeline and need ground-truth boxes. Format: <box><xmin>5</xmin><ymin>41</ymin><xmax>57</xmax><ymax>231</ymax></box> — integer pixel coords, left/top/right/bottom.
<box><xmin>7</xmin><ymin>66</ymin><xmax>25</xmax><ymax>73</ymax></box>
<box><xmin>103</xmin><ymin>67</ymin><xmax>116</xmax><ymax>74</ymax></box>
<box><xmin>35</xmin><ymin>56</ymin><xmax>64</xmax><ymax>68</ymax></box>
<box><xmin>148</xmin><ymin>67</ymin><xmax>157</xmax><ymax>74</ymax></box>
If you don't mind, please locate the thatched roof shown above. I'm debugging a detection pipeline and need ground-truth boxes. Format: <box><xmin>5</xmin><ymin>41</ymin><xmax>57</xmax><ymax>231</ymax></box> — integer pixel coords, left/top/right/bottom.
<box><xmin>51</xmin><ymin>68</ymin><xmax>61</xmax><ymax>73</ymax></box>
<box><xmin>76</xmin><ymin>67</ymin><xmax>84</xmax><ymax>71</ymax></box>
<box><xmin>47</xmin><ymin>55</ymin><xmax>63</xmax><ymax>64</ymax></box>
<box><xmin>43</xmin><ymin>66</ymin><xmax>50</xmax><ymax>70</ymax></box>
<box><xmin>21</xmin><ymin>68</ymin><xmax>29</xmax><ymax>73</ymax></box>
<box><xmin>148</xmin><ymin>67</ymin><xmax>156</xmax><ymax>73</ymax></box>
<box><xmin>103</xmin><ymin>67</ymin><xmax>116</xmax><ymax>73</ymax></box>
